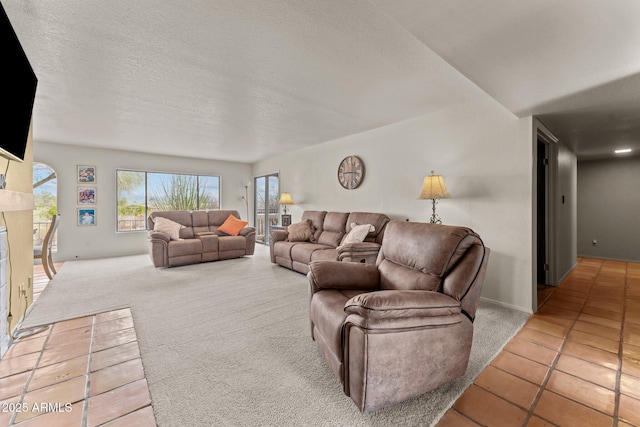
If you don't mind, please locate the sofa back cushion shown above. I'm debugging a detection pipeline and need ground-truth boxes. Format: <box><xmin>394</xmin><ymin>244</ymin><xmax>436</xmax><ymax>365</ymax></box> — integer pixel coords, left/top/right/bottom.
<box><xmin>316</xmin><ymin>212</ymin><xmax>349</xmax><ymax>247</ymax></box>
<box><xmin>287</xmin><ymin>220</ymin><xmax>316</xmax><ymax>242</ymax></box>
<box><xmin>192</xmin><ymin>211</ymin><xmax>210</xmax><ymax>235</ymax></box>
<box><xmin>302</xmin><ymin>210</ymin><xmax>327</xmax><ymax>242</ymax></box>
<box><xmin>377</xmin><ymin>222</ymin><xmax>484</xmax><ymax>297</ymax></box>
<box><xmin>344</xmin><ymin>212</ymin><xmax>390</xmax><ymax>244</ymax></box>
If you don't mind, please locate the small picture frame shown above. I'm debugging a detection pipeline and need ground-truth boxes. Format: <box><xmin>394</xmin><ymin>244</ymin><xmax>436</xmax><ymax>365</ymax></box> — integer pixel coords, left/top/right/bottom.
<box><xmin>77</xmin><ymin>165</ymin><xmax>96</xmax><ymax>183</ymax></box>
<box><xmin>78</xmin><ymin>208</ymin><xmax>96</xmax><ymax>226</ymax></box>
<box><xmin>281</xmin><ymin>215</ymin><xmax>291</xmax><ymax>227</ymax></box>
<box><xmin>77</xmin><ymin>186</ymin><xmax>96</xmax><ymax>204</ymax></box>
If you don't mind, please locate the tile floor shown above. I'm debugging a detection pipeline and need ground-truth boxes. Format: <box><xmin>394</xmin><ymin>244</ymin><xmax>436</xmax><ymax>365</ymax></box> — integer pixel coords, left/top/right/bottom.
<box><xmin>0</xmin><ymin>264</ymin><xmax>156</xmax><ymax>426</ymax></box>
<box><xmin>437</xmin><ymin>257</ymin><xmax>640</xmax><ymax>427</ymax></box>
<box><xmin>4</xmin><ymin>258</ymin><xmax>638</xmax><ymax>426</ymax></box>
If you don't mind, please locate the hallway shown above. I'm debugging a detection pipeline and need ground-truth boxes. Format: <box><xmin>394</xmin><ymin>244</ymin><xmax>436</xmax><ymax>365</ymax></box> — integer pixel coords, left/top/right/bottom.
<box><xmin>438</xmin><ymin>257</ymin><xmax>640</xmax><ymax>426</ymax></box>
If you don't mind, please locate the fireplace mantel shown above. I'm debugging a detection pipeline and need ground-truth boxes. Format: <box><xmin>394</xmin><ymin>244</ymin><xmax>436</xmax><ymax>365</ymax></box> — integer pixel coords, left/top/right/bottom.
<box><xmin>0</xmin><ymin>190</ymin><xmax>34</xmax><ymax>212</ymax></box>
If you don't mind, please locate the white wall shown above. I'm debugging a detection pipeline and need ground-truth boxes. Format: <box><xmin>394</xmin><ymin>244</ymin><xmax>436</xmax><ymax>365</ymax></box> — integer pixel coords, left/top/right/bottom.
<box><xmin>555</xmin><ymin>143</ymin><xmax>578</xmax><ymax>280</ymax></box>
<box><xmin>254</xmin><ymin>97</ymin><xmax>534</xmax><ymax>312</ymax></box>
<box><xmin>34</xmin><ymin>142</ymin><xmax>252</xmax><ymax>261</ymax></box>
<box><xmin>577</xmin><ymin>155</ymin><xmax>640</xmax><ymax>261</ymax></box>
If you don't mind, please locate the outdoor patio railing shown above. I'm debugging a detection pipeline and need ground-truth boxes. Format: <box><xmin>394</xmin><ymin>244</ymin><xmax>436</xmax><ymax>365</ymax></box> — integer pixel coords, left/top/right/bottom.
<box><xmin>256</xmin><ymin>214</ymin><xmax>279</xmax><ymax>243</ymax></box>
<box><xmin>117</xmin><ymin>218</ymin><xmax>147</xmax><ymax>231</ymax></box>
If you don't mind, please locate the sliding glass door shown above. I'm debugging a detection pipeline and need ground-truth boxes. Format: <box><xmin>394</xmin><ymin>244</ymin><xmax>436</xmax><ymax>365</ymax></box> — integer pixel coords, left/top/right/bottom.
<box><xmin>254</xmin><ymin>173</ymin><xmax>279</xmax><ymax>244</ymax></box>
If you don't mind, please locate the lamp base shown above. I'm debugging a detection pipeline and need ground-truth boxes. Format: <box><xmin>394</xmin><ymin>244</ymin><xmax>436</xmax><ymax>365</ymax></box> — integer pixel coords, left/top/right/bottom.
<box><xmin>429</xmin><ymin>199</ymin><xmax>443</xmax><ymax>224</ymax></box>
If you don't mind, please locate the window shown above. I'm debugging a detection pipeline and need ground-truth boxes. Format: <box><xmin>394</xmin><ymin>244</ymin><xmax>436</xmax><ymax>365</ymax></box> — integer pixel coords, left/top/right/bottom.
<box><xmin>116</xmin><ymin>170</ymin><xmax>220</xmax><ymax>232</ymax></box>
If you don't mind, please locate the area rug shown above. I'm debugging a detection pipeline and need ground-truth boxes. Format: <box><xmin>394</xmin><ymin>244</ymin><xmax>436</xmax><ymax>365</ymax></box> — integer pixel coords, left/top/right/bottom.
<box><xmin>23</xmin><ymin>245</ymin><xmax>530</xmax><ymax>426</ymax></box>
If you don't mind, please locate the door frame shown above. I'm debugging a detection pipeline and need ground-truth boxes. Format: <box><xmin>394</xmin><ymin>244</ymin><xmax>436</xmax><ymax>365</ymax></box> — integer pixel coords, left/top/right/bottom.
<box><xmin>532</xmin><ymin>119</ymin><xmax>559</xmax><ymax>312</ymax></box>
<box><xmin>254</xmin><ymin>172</ymin><xmax>279</xmax><ymax>245</ymax></box>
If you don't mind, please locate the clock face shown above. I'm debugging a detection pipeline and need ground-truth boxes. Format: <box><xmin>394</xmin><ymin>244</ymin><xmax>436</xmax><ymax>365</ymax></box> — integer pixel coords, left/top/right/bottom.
<box><xmin>338</xmin><ymin>156</ymin><xmax>364</xmax><ymax>189</ymax></box>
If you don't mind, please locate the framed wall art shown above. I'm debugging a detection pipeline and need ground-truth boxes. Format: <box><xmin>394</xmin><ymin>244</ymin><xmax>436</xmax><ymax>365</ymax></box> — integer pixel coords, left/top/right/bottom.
<box><xmin>77</xmin><ymin>165</ymin><xmax>96</xmax><ymax>183</ymax></box>
<box><xmin>77</xmin><ymin>186</ymin><xmax>96</xmax><ymax>204</ymax></box>
<box><xmin>78</xmin><ymin>208</ymin><xmax>96</xmax><ymax>226</ymax></box>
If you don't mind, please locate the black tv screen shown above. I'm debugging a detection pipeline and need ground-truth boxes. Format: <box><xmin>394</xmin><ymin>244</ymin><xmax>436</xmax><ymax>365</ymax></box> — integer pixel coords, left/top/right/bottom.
<box><xmin>0</xmin><ymin>3</ymin><xmax>37</xmax><ymax>163</ymax></box>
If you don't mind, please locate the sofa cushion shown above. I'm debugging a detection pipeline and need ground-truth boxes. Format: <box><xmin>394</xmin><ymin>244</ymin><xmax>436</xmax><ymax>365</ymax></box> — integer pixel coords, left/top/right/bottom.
<box><xmin>317</xmin><ymin>212</ymin><xmax>349</xmax><ymax>247</ymax></box>
<box><xmin>302</xmin><ymin>210</ymin><xmax>327</xmax><ymax>242</ymax></box>
<box><xmin>292</xmin><ymin>243</ymin><xmax>333</xmax><ymax>264</ymax></box>
<box><xmin>192</xmin><ymin>211</ymin><xmax>210</xmax><ymax>235</ymax></box>
<box><xmin>167</xmin><ymin>239</ymin><xmax>202</xmax><ymax>257</ymax></box>
<box><xmin>153</xmin><ymin>216</ymin><xmax>185</xmax><ymax>241</ymax></box>
<box><xmin>273</xmin><ymin>240</ymin><xmax>299</xmax><ymax>260</ymax></box>
<box><xmin>218</xmin><ymin>214</ymin><xmax>248</xmax><ymax>236</ymax></box>
<box><xmin>287</xmin><ymin>220</ymin><xmax>316</xmax><ymax>242</ymax></box>
<box><xmin>219</xmin><ymin>236</ymin><xmax>247</xmax><ymax>251</ymax></box>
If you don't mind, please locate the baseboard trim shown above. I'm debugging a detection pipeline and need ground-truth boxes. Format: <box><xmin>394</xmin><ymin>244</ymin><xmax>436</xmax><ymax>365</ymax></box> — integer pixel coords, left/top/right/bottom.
<box><xmin>577</xmin><ymin>254</ymin><xmax>640</xmax><ymax>263</ymax></box>
<box><xmin>480</xmin><ymin>296</ymin><xmax>533</xmax><ymax>314</ymax></box>
<box><xmin>557</xmin><ymin>261</ymin><xmax>578</xmax><ymax>283</ymax></box>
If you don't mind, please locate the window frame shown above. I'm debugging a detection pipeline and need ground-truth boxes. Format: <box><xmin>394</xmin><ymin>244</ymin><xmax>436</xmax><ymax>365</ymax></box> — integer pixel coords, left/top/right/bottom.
<box><xmin>115</xmin><ymin>169</ymin><xmax>221</xmax><ymax>233</ymax></box>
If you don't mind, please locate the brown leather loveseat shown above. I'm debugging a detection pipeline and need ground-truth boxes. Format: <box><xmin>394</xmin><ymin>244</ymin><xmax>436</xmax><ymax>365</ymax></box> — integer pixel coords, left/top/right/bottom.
<box><xmin>307</xmin><ymin>221</ymin><xmax>490</xmax><ymax>412</ymax></box>
<box><xmin>269</xmin><ymin>210</ymin><xmax>390</xmax><ymax>274</ymax></box>
<box><xmin>147</xmin><ymin>210</ymin><xmax>256</xmax><ymax>267</ymax></box>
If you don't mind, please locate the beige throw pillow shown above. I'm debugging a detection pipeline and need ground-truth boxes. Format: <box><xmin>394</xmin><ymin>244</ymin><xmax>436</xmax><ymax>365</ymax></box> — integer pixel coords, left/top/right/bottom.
<box><xmin>153</xmin><ymin>216</ymin><xmax>185</xmax><ymax>240</ymax></box>
<box><xmin>341</xmin><ymin>222</ymin><xmax>375</xmax><ymax>246</ymax></box>
<box><xmin>287</xmin><ymin>220</ymin><xmax>315</xmax><ymax>242</ymax></box>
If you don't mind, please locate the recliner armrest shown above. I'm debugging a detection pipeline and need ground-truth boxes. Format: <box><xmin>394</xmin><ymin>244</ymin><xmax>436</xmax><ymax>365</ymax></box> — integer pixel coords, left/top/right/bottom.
<box><xmin>148</xmin><ymin>231</ymin><xmax>170</xmax><ymax>243</ymax></box>
<box><xmin>344</xmin><ymin>290</ymin><xmax>462</xmax><ymax>330</ymax></box>
<box><xmin>270</xmin><ymin>229</ymin><xmax>288</xmax><ymax>242</ymax></box>
<box><xmin>336</xmin><ymin>241</ymin><xmax>381</xmax><ymax>254</ymax></box>
<box><xmin>269</xmin><ymin>229</ymin><xmax>289</xmax><ymax>263</ymax></box>
<box><xmin>238</xmin><ymin>226</ymin><xmax>256</xmax><ymax>237</ymax></box>
<box><xmin>308</xmin><ymin>260</ymin><xmax>380</xmax><ymax>295</ymax></box>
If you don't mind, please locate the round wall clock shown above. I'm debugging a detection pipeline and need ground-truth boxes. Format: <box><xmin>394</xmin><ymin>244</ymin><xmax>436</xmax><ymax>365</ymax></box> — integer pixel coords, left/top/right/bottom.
<box><xmin>337</xmin><ymin>155</ymin><xmax>365</xmax><ymax>189</ymax></box>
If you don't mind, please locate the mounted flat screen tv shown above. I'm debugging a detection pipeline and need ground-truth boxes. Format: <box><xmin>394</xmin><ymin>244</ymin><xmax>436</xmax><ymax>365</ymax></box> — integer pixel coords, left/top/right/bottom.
<box><xmin>0</xmin><ymin>3</ymin><xmax>37</xmax><ymax>163</ymax></box>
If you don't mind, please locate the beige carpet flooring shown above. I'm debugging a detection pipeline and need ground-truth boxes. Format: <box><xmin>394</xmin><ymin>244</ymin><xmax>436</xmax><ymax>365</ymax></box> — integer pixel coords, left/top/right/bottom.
<box><xmin>23</xmin><ymin>245</ymin><xmax>529</xmax><ymax>426</ymax></box>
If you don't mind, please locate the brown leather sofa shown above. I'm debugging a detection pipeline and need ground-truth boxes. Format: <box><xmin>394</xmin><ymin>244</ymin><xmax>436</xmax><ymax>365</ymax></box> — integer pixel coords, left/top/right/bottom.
<box><xmin>269</xmin><ymin>210</ymin><xmax>391</xmax><ymax>274</ymax></box>
<box><xmin>147</xmin><ymin>210</ymin><xmax>256</xmax><ymax>267</ymax></box>
<box><xmin>307</xmin><ymin>221</ymin><xmax>490</xmax><ymax>412</ymax></box>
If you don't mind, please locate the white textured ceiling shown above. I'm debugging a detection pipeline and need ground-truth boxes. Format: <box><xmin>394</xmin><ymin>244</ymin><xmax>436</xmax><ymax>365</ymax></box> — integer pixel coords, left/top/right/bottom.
<box><xmin>5</xmin><ymin>0</ymin><xmax>640</xmax><ymax>162</ymax></box>
<box><xmin>372</xmin><ymin>0</ymin><xmax>640</xmax><ymax>160</ymax></box>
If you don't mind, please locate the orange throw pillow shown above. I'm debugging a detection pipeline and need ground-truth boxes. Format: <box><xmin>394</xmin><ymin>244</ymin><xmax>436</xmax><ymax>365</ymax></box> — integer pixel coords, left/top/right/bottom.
<box><xmin>218</xmin><ymin>214</ymin><xmax>248</xmax><ymax>236</ymax></box>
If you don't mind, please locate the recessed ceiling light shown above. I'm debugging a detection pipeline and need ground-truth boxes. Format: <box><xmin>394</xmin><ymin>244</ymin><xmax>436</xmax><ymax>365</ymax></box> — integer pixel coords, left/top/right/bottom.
<box><xmin>614</xmin><ymin>148</ymin><xmax>632</xmax><ymax>154</ymax></box>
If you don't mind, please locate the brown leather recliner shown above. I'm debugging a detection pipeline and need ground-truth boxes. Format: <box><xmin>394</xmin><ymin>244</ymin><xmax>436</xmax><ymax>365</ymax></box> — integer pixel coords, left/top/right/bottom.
<box><xmin>307</xmin><ymin>221</ymin><xmax>490</xmax><ymax>413</ymax></box>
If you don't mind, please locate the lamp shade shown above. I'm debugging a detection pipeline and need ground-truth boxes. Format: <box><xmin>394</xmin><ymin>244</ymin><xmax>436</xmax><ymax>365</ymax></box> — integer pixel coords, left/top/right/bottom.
<box><xmin>418</xmin><ymin>174</ymin><xmax>451</xmax><ymax>200</ymax></box>
<box><xmin>278</xmin><ymin>192</ymin><xmax>294</xmax><ymax>205</ymax></box>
